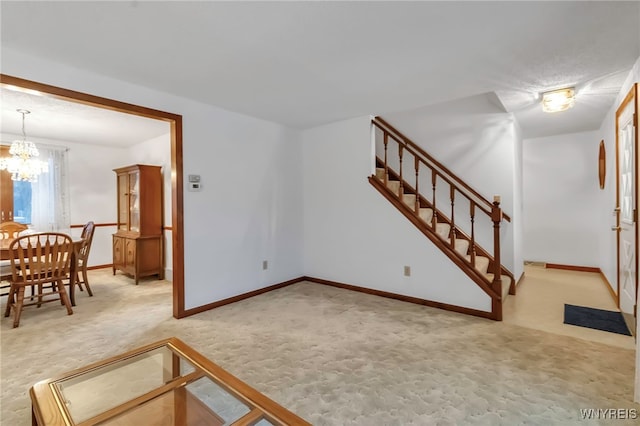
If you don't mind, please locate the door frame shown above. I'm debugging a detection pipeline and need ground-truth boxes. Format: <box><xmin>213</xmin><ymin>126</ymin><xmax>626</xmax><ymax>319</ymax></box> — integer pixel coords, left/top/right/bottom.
<box><xmin>0</xmin><ymin>74</ymin><xmax>187</xmax><ymax>318</ymax></box>
<box><xmin>615</xmin><ymin>82</ymin><xmax>639</xmax><ymax>317</ymax></box>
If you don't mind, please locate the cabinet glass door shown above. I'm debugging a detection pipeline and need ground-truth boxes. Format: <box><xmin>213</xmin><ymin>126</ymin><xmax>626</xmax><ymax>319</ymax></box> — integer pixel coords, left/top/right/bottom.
<box><xmin>117</xmin><ymin>175</ymin><xmax>129</xmax><ymax>231</ymax></box>
<box><xmin>129</xmin><ymin>171</ymin><xmax>140</xmax><ymax>232</ymax></box>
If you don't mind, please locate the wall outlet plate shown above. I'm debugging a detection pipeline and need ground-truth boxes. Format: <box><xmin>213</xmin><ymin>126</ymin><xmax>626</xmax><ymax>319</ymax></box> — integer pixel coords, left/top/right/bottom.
<box><xmin>263</xmin><ymin>260</ymin><xmax>268</xmax><ymax>270</ymax></box>
<box><xmin>404</xmin><ymin>265</ymin><xmax>411</xmax><ymax>277</ymax></box>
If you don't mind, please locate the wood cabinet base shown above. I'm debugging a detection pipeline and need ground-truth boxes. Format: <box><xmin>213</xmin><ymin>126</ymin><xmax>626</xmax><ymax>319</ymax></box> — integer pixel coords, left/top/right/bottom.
<box><xmin>112</xmin><ymin>233</ymin><xmax>163</xmax><ymax>284</ymax></box>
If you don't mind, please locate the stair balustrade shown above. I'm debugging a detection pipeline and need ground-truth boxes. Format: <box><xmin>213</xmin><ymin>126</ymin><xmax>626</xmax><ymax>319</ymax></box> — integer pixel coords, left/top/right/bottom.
<box><xmin>370</xmin><ymin>116</ymin><xmax>514</xmax><ymax>320</ymax></box>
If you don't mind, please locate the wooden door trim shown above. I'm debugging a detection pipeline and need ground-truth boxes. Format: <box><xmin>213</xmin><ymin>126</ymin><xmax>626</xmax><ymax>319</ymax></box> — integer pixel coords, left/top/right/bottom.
<box><xmin>0</xmin><ymin>74</ymin><xmax>186</xmax><ymax>319</ymax></box>
<box><xmin>615</xmin><ymin>82</ymin><xmax>639</xmax><ymax>311</ymax></box>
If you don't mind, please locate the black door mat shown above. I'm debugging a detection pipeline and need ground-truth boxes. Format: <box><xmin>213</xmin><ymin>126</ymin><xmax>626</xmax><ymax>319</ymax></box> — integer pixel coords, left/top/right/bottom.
<box><xmin>564</xmin><ymin>304</ymin><xmax>631</xmax><ymax>336</ymax></box>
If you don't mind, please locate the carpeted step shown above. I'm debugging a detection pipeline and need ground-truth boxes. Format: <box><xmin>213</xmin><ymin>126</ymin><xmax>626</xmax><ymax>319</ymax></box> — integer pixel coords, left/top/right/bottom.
<box><xmin>485</xmin><ymin>273</ymin><xmax>510</xmax><ymax>299</ymax></box>
<box><xmin>447</xmin><ymin>238</ymin><xmax>469</xmax><ymax>256</ymax></box>
<box><xmin>375</xmin><ymin>167</ymin><xmax>386</xmax><ymax>180</ymax></box>
<box><xmin>465</xmin><ymin>255</ymin><xmax>489</xmax><ymax>275</ymax></box>
<box><xmin>419</xmin><ymin>208</ymin><xmax>433</xmax><ymax>223</ymax></box>
<box><xmin>436</xmin><ymin>223</ymin><xmax>450</xmax><ymax>239</ymax></box>
<box><xmin>402</xmin><ymin>193</ymin><xmax>417</xmax><ymax>208</ymax></box>
<box><xmin>387</xmin><ymin>180</ymin><xmax>400</xmax><ymax>193</ymax></box>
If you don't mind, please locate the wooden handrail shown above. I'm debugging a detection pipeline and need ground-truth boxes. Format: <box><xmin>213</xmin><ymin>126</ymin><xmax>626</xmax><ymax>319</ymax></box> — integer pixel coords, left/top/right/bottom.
<box><xmin>373</xmin><ymin>116</ymin><xmax>511</xmax><ymax>222</ymax></box>
<box><xmin>375</xmin><ymin>121</ymin><xmax>493</xmax><ymax>218</ymax></box>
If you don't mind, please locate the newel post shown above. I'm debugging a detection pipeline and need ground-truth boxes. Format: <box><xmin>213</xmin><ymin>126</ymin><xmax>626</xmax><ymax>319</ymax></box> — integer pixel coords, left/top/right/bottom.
<box><xmin>491</xmin><ymin>195</ymin><xmax>503</xmax><ymax>294</ymax></box>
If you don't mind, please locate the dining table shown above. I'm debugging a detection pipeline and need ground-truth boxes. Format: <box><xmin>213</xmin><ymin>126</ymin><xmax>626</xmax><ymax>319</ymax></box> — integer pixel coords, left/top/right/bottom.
<box><xmin>1</xmin><ymin>234</ymin><xmax>85</xmax><ymax>306</ymax></box>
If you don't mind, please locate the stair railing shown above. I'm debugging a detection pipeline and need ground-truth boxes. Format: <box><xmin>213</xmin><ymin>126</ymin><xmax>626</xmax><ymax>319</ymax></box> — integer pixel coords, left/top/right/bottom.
<box><xmin>372</xmin><ymin>116</ymin><xmax>510</xmax><ymax>291</ymax></box>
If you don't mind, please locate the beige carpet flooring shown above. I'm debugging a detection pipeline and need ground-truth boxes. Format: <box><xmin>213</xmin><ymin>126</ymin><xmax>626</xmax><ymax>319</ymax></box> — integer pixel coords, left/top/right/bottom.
<box><xmin>1</xmin><ymin>270</ymin><xmax>638</xmax><ymax>425</ymax></box>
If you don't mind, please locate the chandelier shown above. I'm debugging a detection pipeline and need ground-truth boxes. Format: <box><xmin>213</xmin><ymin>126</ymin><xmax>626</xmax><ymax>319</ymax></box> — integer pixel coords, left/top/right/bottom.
<box><xmin>0</xmin><ymin>109</ymin><xmax>49</xmax><ymax>182</ymax></box>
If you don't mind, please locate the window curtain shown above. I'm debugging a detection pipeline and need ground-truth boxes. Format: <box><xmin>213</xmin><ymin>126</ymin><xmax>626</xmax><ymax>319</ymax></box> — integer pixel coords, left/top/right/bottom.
<box><xmin>31</xmin><ymin>146</ymin><xmax>70</xmax><ymax>232</ymax></box>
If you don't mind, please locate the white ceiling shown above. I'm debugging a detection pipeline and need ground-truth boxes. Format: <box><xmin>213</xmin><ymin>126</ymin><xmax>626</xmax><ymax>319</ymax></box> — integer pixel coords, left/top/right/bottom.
<box><xmin>1</xmin><ymin>1</ymin><xmax>639</xmax><ymax>142</ymax></box>
<box><xmin>0</xmin><ymin>88</ymin><xmax>169</xmax><ymax>146</ymax></box>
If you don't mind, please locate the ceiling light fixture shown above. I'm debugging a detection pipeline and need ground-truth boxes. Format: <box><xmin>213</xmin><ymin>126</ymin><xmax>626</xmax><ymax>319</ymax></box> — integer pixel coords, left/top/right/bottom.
<box><xmin>541</xmin><ymin>87</ymin><xmax>576</xmax><ymax>113</ymax></box>
<box><xmin>0</xmin><ymin>109</ymin><xmax>49</xmax><ymax>182</ymax></box>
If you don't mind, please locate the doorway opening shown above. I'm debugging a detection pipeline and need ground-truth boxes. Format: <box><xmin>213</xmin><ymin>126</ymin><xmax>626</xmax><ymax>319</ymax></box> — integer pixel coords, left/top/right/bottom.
<box><xmin>0</xmin><ymin>74</ymin><xmax>186</xmax><ymax>318</ymax></box>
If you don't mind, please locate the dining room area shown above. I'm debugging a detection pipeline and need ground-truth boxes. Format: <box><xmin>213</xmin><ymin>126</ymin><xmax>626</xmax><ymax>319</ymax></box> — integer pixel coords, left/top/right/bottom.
<box><xmin>0</xmin><ymin>85</ymin><xmax>173</xmax><ymax>329</ymax></box>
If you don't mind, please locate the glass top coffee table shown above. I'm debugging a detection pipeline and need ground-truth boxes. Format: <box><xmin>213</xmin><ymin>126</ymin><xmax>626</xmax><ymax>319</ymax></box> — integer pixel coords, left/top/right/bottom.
<box><xmin>29</xmin><ymin>337</ymin><xmax>310</xmax><ymax>426</ymax></box>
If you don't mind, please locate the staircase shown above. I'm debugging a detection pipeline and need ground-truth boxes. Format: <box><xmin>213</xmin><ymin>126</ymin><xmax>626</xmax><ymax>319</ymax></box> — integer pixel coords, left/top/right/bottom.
<box><xmin>369</xmin><ymin>117</ymin><xmax>515</xmax><ymax>320</ymax></box>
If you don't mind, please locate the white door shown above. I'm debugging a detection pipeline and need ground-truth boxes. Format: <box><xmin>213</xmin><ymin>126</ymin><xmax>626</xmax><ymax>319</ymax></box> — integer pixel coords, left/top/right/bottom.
<box><xmin>617</xmin><ymin>89</ymin><xmax>637</xmax><ymax>321</ymax></box>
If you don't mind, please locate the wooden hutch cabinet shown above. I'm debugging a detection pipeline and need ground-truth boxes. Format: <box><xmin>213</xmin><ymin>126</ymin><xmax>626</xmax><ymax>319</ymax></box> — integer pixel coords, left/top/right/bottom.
<box><xmin>112</xmin><ymin>164</ymin><xmax>164</xmax><ymax>284</ymax></box>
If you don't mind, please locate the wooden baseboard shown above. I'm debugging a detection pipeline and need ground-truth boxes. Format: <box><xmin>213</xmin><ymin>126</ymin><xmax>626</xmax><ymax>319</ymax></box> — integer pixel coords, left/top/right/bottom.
<box><xmin>181</xmin><ymin>277</ymin><xmax>306</xmax><ymax>317</ymax></box>
<box><xmin>545</xmin><ymin>263</ymin><xmax>600</xmax><ymax>273</ymax></box>
<box><xmin>302</xmin><ymin>276</ymin><xmax>496</xmax><ymax>321</ymax></box>
<box><xmin>87</xmin><ymin>264</ymin><xmax>113</xmax><ymax>271</ymax></box>
<box><xmin>70</xmin><ymin>222</ymin><xmax>117</xmax><ymax>229</ymax></box>
<box><xmin>542</xmin><ymin>263</ymin><xmax>618</xmax><ymax>306</ymax></box>
<box><xmin>179</xmin><ymin>275</ymin><xmax>496</xmax><ymax>321</ymax></box>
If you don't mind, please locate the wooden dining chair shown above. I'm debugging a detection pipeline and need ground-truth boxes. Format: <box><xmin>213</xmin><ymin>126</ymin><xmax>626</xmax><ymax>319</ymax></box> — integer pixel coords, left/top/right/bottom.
<box><xmin>0</xmin><ymin>221</ymin><xmax>29</xmax><ymax>294</ymax></box>
<box><xmin>74</xmin><ymin>221</ymin><xmax>95</xmax><ymax>297</ymax></box>
<box><xmin>0</xmin><ymin>221</ymin><xmax>28</xmax><ymax>240</ymax></box>
<box><xmin>4</xmin><ymin>233</ymin><xmax>74</xmax><ymax>328</ymax></box>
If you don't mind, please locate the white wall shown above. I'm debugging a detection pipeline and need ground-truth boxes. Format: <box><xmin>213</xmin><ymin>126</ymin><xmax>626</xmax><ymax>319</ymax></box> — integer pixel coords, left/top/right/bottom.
<box><xmin>381</xmin><ymin>93</ymin><xmax>521</xmax><ymax>276</ymax></box>
<box><xmin>522</xmin><ymin>130</ymin><xmax>602</xmax><ymax>266</ymax></box>
<box><xmin>1</xmin><ymin>48</ymin><xmax>305</xmax><ymax>309</ymax></box>
<box><xmin>512</xmin><ymin>121</ymin><xmax>524</xmax><ymax>281</ymax></box>
<box><xmin>303</xmin><ymin>116</ymin><xmax>492</xmax><ymax>312</ymax></box>
<box><xmin>127</xmin><ymin>133</ymin><xmax>173</xmax><ymax>281</ymax></box>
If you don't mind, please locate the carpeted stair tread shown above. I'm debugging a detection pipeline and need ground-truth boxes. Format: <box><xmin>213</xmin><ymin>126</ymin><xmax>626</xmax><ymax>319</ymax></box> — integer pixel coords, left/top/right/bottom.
<box><xmin>436</xmin><ymin>223</ymin><xmax>450</xmax><ymax>238</ymax></box>
<box><xmin>485</xmin><ymin>273</ymin><xmax>510</xmax><ymax>299</ymax></box>
<box><xmin>465</xmin><ymin>255</ymin><xmax>489</xmax><ymax>274</ymax></box>
<box><xmin>387</xmin><ymin>180</ymin><xmax>400</xmax><ymax>193</ymax></box>
<box><xmin>419</xmin><ymin>208</ymin><xmax>433</xmax><ymax>223</ymax></box>
<box><xmin>375</xmin><ymin>168</ymin><xmax>386</xmax><ymax>180</ymax></box>
<box><xmin>402</xmin><ymin>193</ymin><xmax>416</xmax><ymax>207</ymax></box>
<box><xmin>447</xmin><ymin>238</ymin><xmax>470</xmax><ymax>256</ymax></box>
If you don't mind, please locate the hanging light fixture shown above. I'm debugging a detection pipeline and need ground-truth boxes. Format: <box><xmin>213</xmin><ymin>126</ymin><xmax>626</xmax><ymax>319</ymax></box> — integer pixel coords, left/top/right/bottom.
<box><xmin>0</xmin><ymin>109</ymin><xmax>48</xmax><ymax>182</ymax></box>
<box><xmin>541</xmin><ymin>87</ymin><xmax>576</xmax><ymax>113</ymax></box>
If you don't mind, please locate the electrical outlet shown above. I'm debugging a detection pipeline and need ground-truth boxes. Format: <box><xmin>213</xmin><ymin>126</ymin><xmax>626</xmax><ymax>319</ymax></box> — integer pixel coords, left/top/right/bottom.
<box><xmin>404</xmin><ymin>265</ymin><xmax>411</xmax><ymax>277</ymax></box>
<box><xmin>263</xmin><ymin>260</ymin><xmax>268</xmax><ymax>270</ymax></box>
